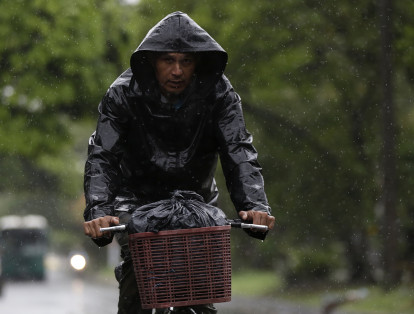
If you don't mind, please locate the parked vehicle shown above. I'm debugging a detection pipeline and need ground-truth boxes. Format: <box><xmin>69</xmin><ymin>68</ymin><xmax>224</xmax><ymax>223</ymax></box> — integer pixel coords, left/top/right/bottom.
<box><xmin>0</xmin><ymin>256</ymin><xmax>3</xmax><ymax>296</ymax></box>
<box><xmin>0</xmin><ymin>215</ymin><xmax>48</xmax><ymax>281</ymax></box>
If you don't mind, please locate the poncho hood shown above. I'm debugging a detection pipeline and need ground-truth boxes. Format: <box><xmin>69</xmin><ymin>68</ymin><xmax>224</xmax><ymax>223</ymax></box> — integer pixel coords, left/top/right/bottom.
<box><xmin>130</xmin><ymin>11</ymin><xmax>228</xmax><ymax>95</ymax></box>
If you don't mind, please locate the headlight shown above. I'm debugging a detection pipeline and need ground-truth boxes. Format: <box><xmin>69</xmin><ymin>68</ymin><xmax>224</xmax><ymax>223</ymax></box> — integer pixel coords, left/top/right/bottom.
<box><xmin>70</xmin><ymin>254</ymin><xmax>87</xmax><ymax>271</ymax></box>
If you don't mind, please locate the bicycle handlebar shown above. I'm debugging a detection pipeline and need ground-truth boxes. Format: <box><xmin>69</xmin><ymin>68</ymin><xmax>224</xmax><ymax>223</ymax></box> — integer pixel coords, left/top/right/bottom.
<box><xmin>99</xmin><ymin>220</ymin><xmax>268</xmax><ymax>233</ymax></box>
<box><xmin>228</xmin><ymin>220</ymin><xmax>269</xmax><ymax>232</ymax></box>
<box><xmin>100</xmin><ymin>225</ymin><xmax>126</xmax><ymax>232</ymax></box>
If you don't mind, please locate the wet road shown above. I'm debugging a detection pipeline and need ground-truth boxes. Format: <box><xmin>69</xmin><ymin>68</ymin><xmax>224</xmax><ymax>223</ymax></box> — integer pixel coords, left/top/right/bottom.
<box><xmin>0</xmin><ymin>270</ymin><xmax>321</xmax><ymax>314</ymax></box>
<box><xmin>0</xmin><ymin>254</ymin><xmax>324</xmax><ymax>314</ymax></box>
<box><xmin>0</xmin><ymin>255</ymin><xmax>118</xmax><ymax>314</ymax></box>
<box><xmin>217</xmin><ymin>296</ymin><xmax>321</xmax><ymax>314</ymax></box>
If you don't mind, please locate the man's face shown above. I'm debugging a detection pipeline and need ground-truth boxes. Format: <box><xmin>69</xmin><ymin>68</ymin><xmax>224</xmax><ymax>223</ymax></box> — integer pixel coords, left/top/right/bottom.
<box><xmin>154</xmin><ymin>52</ymin><xmax>197</xmax><ymax>98</ymax></box>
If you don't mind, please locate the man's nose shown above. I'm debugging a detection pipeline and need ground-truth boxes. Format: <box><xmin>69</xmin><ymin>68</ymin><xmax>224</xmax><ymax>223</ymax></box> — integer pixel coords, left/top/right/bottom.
<box><xmin>171</xmin><ymin>62</ymin><xmax>183</xmax><ymax>76</ymax></box>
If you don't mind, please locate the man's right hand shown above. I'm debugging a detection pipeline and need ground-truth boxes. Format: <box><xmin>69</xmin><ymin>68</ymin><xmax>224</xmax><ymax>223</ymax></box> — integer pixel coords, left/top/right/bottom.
<box><xmin>83</xmin><ymin>216</ymin><xmax>119</xmax><ymax>239</ymax></box>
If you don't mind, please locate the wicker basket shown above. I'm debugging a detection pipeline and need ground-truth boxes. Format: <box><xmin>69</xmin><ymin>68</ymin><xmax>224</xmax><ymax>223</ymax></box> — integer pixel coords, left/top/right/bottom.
<box><xmin>128</xmin><ymin>225</ymin><xmax>232</xmax><ymax>309</ymax></box>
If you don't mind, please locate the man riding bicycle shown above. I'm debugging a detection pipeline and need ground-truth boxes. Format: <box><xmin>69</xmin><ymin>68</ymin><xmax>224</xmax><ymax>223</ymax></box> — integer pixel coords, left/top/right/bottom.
<box><xmin>83</xmin><ymin>11</ymin><xmax>275</xmax><ymax>314</ymax></box>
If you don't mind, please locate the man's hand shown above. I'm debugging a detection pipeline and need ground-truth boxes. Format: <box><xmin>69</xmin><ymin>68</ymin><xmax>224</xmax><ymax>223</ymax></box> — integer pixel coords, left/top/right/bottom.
<box><xmin>238</xmin><ymin>210</ymin><xmax>275</xmax><ymax>232</ymax></box>
<box><xmin>84</xmin><ymin>216</ymin><xmax>119</xmax><ymax>239</ymax></box>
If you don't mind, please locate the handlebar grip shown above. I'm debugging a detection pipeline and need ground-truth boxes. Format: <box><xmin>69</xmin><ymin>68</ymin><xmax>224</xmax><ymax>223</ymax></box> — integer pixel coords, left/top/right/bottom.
<box><xmin>239</xmin><ymin>223</ymin><xmax>268</xmax><ymax>231</ymax></box>
<box><xmin>229</xmin><ymin>221</ymin><xmax>269</xmax><ymax>231</ymax></box>
<box><xmin>100</xmin><ymin>225</ymin><xmax>126</xmax><ymax>232</ymax></box>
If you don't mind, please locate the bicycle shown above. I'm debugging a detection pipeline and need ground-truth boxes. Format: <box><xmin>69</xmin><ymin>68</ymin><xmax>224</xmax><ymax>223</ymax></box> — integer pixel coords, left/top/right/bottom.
<box><xmin>101</xmin><ymin>220</ymin><xmax>268</xmax><ymax>314</ymax></box>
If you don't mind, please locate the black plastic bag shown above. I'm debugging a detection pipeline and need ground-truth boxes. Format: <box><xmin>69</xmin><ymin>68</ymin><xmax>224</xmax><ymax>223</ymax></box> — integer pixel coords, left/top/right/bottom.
<box><xmin>127</xmin><ymin>190</ymin><xmax>227</xmax><ymax>234</ymax></box>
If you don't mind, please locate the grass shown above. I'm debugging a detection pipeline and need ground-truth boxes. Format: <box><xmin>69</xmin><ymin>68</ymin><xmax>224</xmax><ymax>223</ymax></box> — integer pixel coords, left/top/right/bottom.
<box><xmin>231</xmin><ymin>270</ymin><xmax>414</xmax><ymax>314</ymax></box>
<box><xmin>231</xmin><ymin>270</ymin><xmax>283</xmax><ymax>297</ymax></box>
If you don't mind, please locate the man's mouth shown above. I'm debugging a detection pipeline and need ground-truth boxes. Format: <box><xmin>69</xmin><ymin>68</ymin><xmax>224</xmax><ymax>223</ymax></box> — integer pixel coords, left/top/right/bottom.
<box><xmin>168</xmin><ymin>80</ymin><xmax>184</xmax><ymax>88</ymax></box>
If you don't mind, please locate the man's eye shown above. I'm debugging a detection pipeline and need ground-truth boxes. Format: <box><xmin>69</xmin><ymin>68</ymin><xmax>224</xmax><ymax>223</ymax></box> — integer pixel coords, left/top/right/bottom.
<box><xmin>161</xmin><ymin>57</ymin><xmax>174</xmax><ymax>63</ymax></box>
<box><xmin>182</xmin><ymin>59</ymin><xmax>194</xmax><ymax>65</ymax></box>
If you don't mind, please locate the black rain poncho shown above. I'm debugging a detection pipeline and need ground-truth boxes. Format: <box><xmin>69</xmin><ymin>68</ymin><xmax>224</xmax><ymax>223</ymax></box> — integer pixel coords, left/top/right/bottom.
<box><xmin>83</xmin><ymin>11</ymin><xmax>271</xmax><ymax>242</ymax></box>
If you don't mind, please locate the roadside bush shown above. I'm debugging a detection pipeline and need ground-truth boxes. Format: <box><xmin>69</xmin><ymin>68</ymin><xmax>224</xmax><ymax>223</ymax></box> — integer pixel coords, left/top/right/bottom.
<box><xmin>283</xmin><ymin>244</ymin><xmax>344</xmax><ymax>286</ymax></box>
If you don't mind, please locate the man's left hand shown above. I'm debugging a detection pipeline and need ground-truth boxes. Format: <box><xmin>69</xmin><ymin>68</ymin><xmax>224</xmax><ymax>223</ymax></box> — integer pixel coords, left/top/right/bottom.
<box><xmin>238</xmin><ymin>210</ymin><xmax>275</xmax><ymax>232</ymax></box>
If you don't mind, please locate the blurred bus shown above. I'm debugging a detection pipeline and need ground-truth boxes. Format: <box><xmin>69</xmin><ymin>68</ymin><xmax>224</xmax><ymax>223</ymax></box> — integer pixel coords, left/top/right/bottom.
<box><xmin>0</xmin><ymin>215</ymin><xmax>48</xmax><ymax>281</ymax></box>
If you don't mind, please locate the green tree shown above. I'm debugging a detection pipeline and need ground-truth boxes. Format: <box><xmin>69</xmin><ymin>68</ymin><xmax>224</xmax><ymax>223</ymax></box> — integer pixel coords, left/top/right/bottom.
<box><xmin>2</xmin><ymin>0</ymin><xmax>414</xmax><ymax>285</ymax></box>
<box><xmin>0</xmin><ymin>0</ymin><xmax>133</xmax><ymax>230</ymax></box>
<box><xmin>131</xmin><ymin>0</ymin><xmax>414</xmax><ymax>284</ymax></box>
